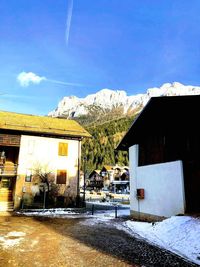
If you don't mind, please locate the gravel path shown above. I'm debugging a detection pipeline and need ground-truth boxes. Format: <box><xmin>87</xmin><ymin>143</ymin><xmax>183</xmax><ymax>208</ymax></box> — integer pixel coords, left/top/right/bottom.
<box><xmin>0</xmin><ymin>214</ymin><xmax>198</xmax><ymax>267</ymax></box>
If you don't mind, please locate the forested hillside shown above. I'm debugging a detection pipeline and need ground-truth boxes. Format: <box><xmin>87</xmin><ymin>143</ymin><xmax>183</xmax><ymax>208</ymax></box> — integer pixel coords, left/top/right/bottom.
<box><xmin>80</xmin><ymin>115</ymin><xmax>136</xmax><ymax>175</ymax></box>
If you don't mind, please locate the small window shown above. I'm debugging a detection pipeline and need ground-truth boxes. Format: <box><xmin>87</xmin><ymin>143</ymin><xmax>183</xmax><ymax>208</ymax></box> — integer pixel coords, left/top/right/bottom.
<box><xmin>25</xmin><ymin>169</ymin><xmax>32</xmax><ymax>182</ymax></box>
<box><xmin>57</xmin><ymin>170</ymin><xmax>67</xmax><ymax>184</ymax></box>
<box><xmin>58</xmin><ymin>143</ymin><xmax>68</xmax><ymax>156</ymax></box>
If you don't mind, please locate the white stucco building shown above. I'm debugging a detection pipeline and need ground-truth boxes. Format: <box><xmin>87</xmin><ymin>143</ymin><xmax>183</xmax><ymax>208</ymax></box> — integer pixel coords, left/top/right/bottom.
<box><xmin>0</xmin><ymin>110</ymin><xmax>91</xmax><ymax>211</ymax></box>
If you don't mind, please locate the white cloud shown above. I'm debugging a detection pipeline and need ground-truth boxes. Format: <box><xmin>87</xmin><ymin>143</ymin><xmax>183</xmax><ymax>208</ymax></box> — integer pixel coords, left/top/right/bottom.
<box><xmin>17</xmin><ymin>72</ymin><xmax>46</xmax><ymax>87</ymax></box>
<box><xmin>17</xmin><ymin>71</ymin><xmax>85</xmax><ymax>88</ymax></box>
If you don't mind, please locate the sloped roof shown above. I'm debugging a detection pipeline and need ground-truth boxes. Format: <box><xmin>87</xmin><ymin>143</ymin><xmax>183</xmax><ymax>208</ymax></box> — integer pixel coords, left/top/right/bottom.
<box><xmin>0</xmin><ymin>110</ymin><xmax>91</xmax><ymax>138</ymax></box>
<box><xmin>112</xmin><ymin>165</ymin><xmax>129</xmax><ymax>170</ymax></box>
<box><xmin>101</xmin><ymin>165</ymin><xmax>114</xmax><ymax>171</ymax></box>
<box><xmin>117</xmin><ymin>95</ymin><xmax>200</xmax><ymax>150</ymax></box>
<box><xmin>89</xmin><ymin>170</ymin><xmax>101</xmax><ymax>178</ymax></box>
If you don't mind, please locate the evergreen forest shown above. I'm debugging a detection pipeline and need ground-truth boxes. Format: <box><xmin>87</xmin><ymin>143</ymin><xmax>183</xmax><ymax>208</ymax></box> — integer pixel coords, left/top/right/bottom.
<box><xmin>80</xmin><ymin>115</ymin><xmax>136</xmax><ymax>175</ymax></box>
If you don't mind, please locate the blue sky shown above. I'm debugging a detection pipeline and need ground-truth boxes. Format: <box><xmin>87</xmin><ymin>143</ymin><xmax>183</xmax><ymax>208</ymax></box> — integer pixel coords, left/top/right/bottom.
<box><xmin>1</xmin><ymin>0</ymin><xmax>200</xmax><ymax>115</ymax></box>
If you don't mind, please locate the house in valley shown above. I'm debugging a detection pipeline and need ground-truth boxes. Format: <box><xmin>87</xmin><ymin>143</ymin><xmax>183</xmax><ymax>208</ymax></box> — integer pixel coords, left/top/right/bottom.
<box><xmin>100</xmin><ymin>165</ymin><xmax>114</xmax><ymax>189</ymax></box>
<box><xmin>88</xmin><ymin>165</ymin><xmax>130</xmax><ymax>193</ymax></box>
<box><xmin>87</xmin><ymin>170</ymin><xmax>103</xmax><ymax>190</ymax></box>
<box><xmin>111</xmin><ymin>165</ymin><xmax>129</xmax><ymax>193</ymax></box>
<box><xmin>117</xmin><ymin>95</ymin><xmax>200</xmax><ymax>220</ymax></box>
<box><xmin>0</xmin><ymin>110</ymin><xmax>91</xmax><ymax>211</ymax></box>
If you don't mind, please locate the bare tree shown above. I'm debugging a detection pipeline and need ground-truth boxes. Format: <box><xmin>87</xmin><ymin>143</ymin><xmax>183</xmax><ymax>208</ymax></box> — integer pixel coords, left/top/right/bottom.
<box><xmin>32</xmin><ymin>162</ymin><xmax>57</xmax><ymax>207</ymax></box>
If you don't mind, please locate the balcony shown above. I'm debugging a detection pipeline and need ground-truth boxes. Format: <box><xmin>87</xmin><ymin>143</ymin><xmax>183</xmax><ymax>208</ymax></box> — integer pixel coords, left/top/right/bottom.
<box><xmin>0</xmin><ymin>161</ymin><xmax>18</xmax><ymax>176</ymax></box>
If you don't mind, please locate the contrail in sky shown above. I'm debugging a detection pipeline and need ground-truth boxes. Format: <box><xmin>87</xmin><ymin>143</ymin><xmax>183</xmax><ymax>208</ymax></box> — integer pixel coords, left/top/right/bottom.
<box><xmin>47</xmin><ymin>79</ymin><xmax>83</xmax><ymax>87</ymax></box>
<box><xmin>65</xmin><ymin>0</ymin><xmax>74</xmax><ymax>46</ymax></box>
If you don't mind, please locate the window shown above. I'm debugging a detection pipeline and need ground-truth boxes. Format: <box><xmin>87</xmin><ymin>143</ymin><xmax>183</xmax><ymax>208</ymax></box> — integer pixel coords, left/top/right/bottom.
<box><xmin>25</xmin><ymin>169</ymin><xmax>32</xmax><ymax>182</ymax></box>
<box><xmin>58</xmin><ymin>142</ymin><xmax>68</xmax><ymax>156</ymax></box>
<box><xmin>57</xmin><ymin>170</ymin><xmax>67</xmax><ymax>184</ymax></box>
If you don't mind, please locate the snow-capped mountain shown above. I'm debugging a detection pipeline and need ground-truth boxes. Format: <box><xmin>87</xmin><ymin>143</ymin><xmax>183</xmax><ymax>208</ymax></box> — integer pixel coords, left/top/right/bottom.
<box><xmin>48</xmin><ymin>82</ymin><xmax>200</xmax><ymax>118</ymax></box>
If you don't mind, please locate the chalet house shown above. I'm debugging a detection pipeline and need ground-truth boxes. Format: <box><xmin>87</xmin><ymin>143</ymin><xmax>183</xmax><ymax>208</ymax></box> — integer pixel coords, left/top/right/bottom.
<box><xmin>89</xmin><ymin>165</ymin><xmax>130</xmax><ymax>193</ymax></box>
<box><xmin>117</xmin><ymin>95</ymin><xmax>200</xmax><ymax>220</ymax></box>
<box><xmin>0</xmin><ymin>111</ymin><xmax>91</xmax><ymax>211</ymax></box>
<box><xmin>87</xmin><ymin>170</ymin><xmax>103</xmax><ymax>190</ymax></box>
<box><xmin>100</xmin><ymin>165</ymin><xmax>114</xmax><ymax>188</ymax></box>
<box><xmin>111</xmin><ymin>166</ymin><xmax>129</xmax><ymax>193</ymax></box>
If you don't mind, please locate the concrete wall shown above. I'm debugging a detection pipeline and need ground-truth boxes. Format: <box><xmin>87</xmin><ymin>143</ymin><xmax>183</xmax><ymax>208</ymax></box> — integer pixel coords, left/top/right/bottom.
<box><xmin>14</xmin><ymin>135</ymin><xmax>80</xmax><ymax>208</ymax></box>
<box><xmin>129</xmin><ymin>144</ymin><xmax>185</xmax><ymax>219</ymax></box>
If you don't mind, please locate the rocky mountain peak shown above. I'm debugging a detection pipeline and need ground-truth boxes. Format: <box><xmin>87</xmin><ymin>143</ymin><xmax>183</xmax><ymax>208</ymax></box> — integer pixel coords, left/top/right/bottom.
<box><xmin>48</xmin><ymin>82</ymin><xmax>200</xmax><ymax>119</ymax></box>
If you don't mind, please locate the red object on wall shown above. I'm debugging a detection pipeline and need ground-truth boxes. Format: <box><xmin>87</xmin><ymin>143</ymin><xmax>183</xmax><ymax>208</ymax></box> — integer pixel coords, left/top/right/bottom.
<box><xmin>137</xmin><ymin>188</ymin><xmax>145</xmax><ymax>199</ymax></box>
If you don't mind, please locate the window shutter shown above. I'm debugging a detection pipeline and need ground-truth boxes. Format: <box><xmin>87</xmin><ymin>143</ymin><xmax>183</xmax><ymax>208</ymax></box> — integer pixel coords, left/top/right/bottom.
<box><xmin>63</xmin><ymin>143</ymin><xmax>68</xmax><ymax>156</ymax></box>
<box><xmin>57</xmin><ymin>170</ymin><xmax>67</xmax><ymax>184</ymax></box>
<box><xmin>58</xmin><ymin>143</ymin><xmax>68</xmax><ymax>156</ymax></box>
<box><xmin>58</xmin><ymin>143</ymin><xmax>62</xmax><ymax>155</ymax></box>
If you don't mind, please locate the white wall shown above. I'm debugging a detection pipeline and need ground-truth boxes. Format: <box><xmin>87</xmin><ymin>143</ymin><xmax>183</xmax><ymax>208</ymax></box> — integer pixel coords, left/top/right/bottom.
<box><xmin>13</xmin><ymin>135</ymin><xmax>81</xmax><ymax>208</ymax></box>
<box><xmin>17</xmin><ymin>135</ymin><xmax>79</xmax><ymax>188</ymax></box>
<box><xmin>129</xmin><ymin>145</ymin><xmax>185</xmax><ymax>217</ymax></box>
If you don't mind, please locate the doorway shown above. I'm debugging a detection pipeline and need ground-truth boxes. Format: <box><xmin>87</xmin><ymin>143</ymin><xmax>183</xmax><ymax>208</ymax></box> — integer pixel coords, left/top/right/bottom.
<box><xmin>183</xmin><ymin>160</ymin><xmax>200</xmax><ymax>213</ymax></box>
<box><xmin>1</xmin><ymin>177</ymin><xmax>11</xmax><ymax>189</ymax></box>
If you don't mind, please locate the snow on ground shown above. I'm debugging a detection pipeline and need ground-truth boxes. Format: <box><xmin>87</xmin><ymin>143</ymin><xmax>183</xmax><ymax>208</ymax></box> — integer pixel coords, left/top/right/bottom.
<box><xmin>17</xmin><ymin>204</ymin><xmax>200</xmax><ymax>265</ymax></box>
<box><xmin>79</xmin><ymin>213</ymin><xmax>200</xmax><ymax>265</ymax></box>
<box><xmin>0</xmin><ymin>231</ymin><xmax>26</xmax><ymax>248</ymax></box>
<box><xmin>17</xmin><ymin>208</ymin><xmax>85</xmax><ymax>217</ymax></box>
<box><xmin>17</xmin><ymin>202</ymin><xmax>130</xmax><ymax>219</ymax></box>
<box><xmin>121</xmin><ymin>216</ymin><xmax>200</xmax><ymax>265</ymax></box>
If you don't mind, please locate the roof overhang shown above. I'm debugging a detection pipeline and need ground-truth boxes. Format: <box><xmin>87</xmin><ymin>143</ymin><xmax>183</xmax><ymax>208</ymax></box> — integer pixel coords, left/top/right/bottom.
<box><xmin>116</xmin><ymin>95</ymin><xmax>200</xmax><ymax>150</ymax></box>
<box><xmin>0</xmin><ymin>110</ymin><xmax>91</xmax><ymax>139</ymax></box>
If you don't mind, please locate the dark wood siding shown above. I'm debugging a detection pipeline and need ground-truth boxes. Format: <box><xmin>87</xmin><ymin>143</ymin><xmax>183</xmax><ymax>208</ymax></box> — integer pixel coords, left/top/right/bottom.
<box><xmin>139</xmin><ymin>135</ymin><xmax>164</xmax><ymax>166</ymax></box>
<box><xmin>0</xmin><ymin>134</ymin><xmax>20</xmax><ymax>147</ymax></box>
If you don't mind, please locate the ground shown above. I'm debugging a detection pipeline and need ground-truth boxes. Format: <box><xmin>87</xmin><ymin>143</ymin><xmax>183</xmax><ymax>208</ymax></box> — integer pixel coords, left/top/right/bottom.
<box><xmin>0</xmin><ymin>212</ymin><xmax>198</xmax><ymax>267</ymax></box>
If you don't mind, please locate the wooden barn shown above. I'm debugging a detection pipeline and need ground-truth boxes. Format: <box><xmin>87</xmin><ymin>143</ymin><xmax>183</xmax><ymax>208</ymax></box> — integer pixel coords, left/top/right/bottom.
<box><xmin>117</xmin><ymin>95</ymin><xmax>200</xmax><ymax>219</ymax></box>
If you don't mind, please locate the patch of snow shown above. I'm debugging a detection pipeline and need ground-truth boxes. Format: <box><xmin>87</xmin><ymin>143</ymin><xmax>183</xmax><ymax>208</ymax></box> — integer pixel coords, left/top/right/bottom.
<box><xmin>76</xmin><ymin>211</ymin><xmax>200</xmax><ymax>265</ymax></box>
<box><xmin>7</xmin><ymin>231</ymin><xmax>26</xmax><ymax>237</ymax></box>
<box><xmin>78</xmin><ymin>206</ymin><xmax>130</xmax><ymax>227</ymax></box>
<box><xmin>122</xmin><ymin>216</ymin><xmax>200</xmax><ymax>265</ymax></box>
<box><xmin>17</xmin><ymin>208</ymin><xmax>87</xmax><ymax>218</ymax></box>
<box><xmin>0</xmin><ymin>231</ymin><xmax>26</xmax><ymax>248</ymax></box>
<box><xmin>17</xmin><ymin>205</ymin><xmax>130</xmax><ymax>219</ymax></box>
<box><xmin>86</xmin><ymin>200</ymin><xmax>130</xmax><ymax>207</ymax></box>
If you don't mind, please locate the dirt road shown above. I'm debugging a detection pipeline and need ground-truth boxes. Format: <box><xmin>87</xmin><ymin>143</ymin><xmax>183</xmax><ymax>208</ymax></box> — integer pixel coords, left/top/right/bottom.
<box><xmin>0</xmin><ymin>214</ymin><xmax>197</xmax><ymax>267</ymax></box>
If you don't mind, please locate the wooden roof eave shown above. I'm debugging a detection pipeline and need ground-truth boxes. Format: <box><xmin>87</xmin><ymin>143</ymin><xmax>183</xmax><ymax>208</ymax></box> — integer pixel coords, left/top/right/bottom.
<box><xmin>116</xmin><ymin>97</ymin><xmax>153</xmax><ymax>150</ymax></box>
<box><xmin>0</xmin><ymin>126</ymin><xmax>91</xmax><ymax>139</ymax></box>
<box><xmin>0</xmin><ymin>110</ymin><xmax>91</xmax><ymax>139</ymax></box>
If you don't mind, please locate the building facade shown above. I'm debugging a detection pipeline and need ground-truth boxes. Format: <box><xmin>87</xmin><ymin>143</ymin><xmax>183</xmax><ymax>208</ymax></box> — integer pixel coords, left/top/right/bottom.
<box><xmin>0</xmin><ymin>111</ymin><xmax>91</xmax><ymax>211</ymax></box>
